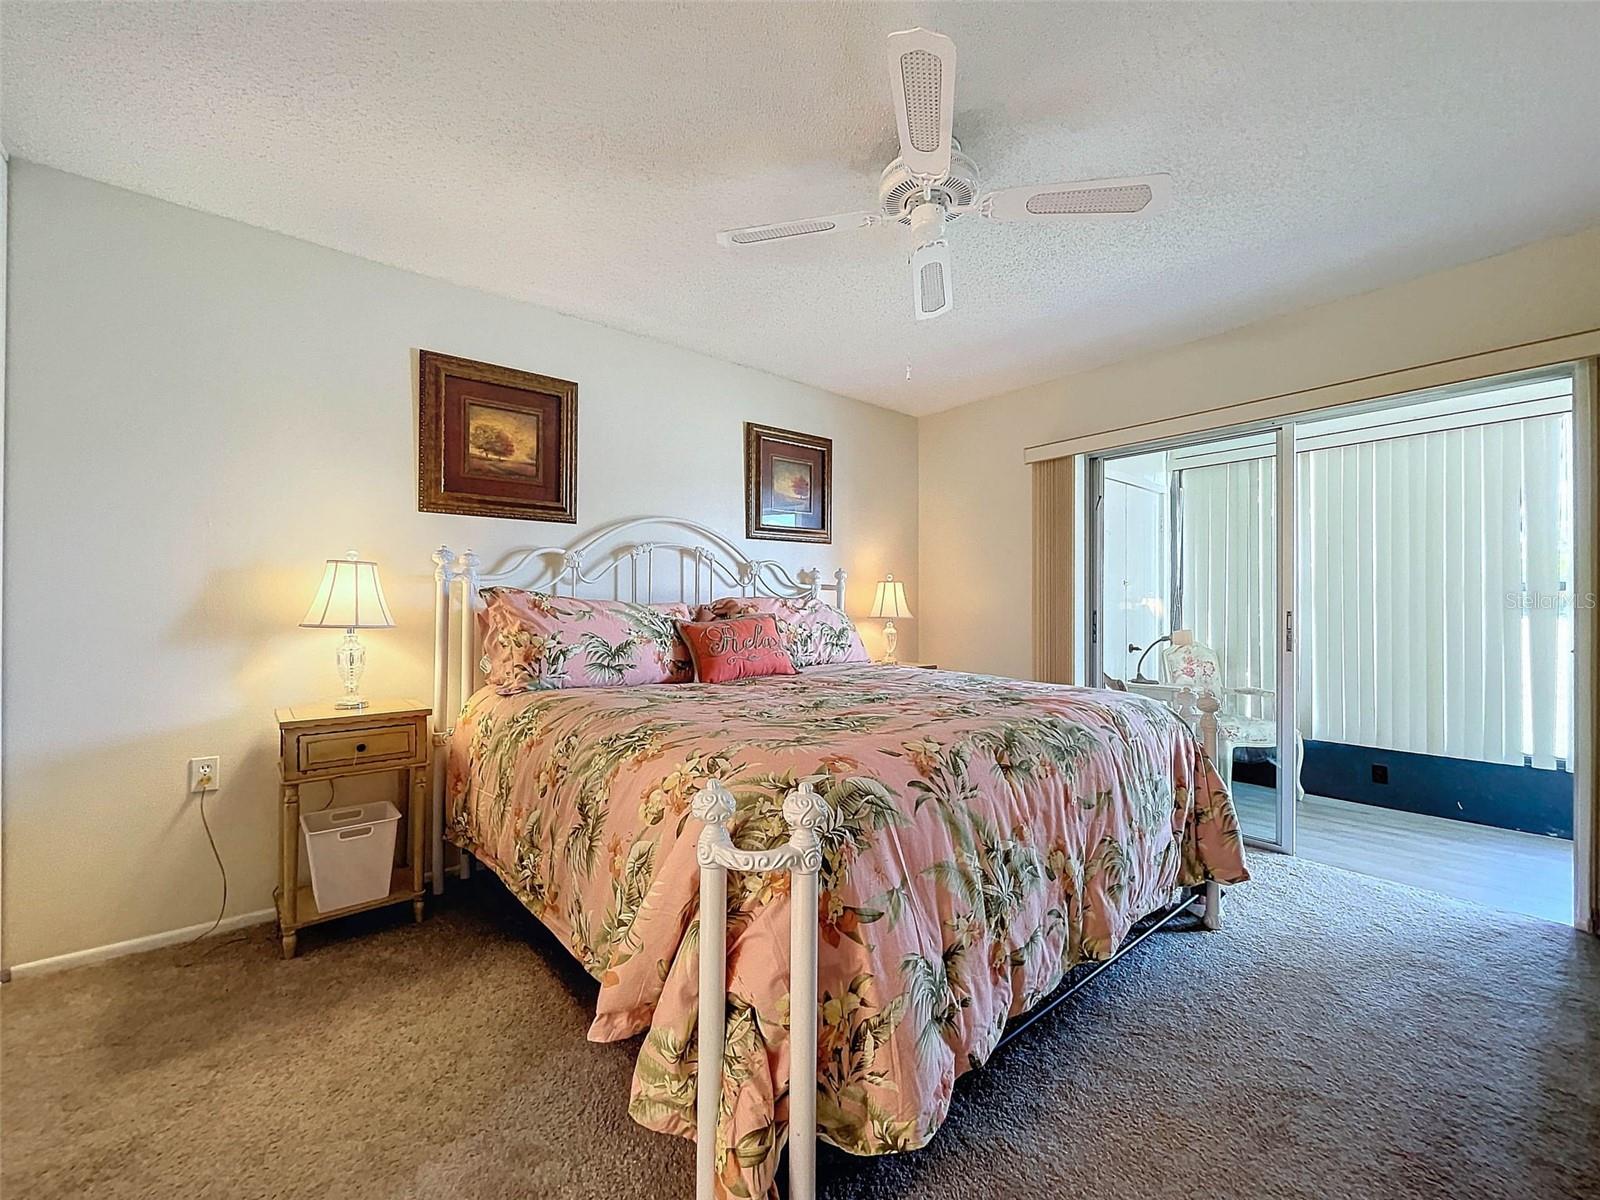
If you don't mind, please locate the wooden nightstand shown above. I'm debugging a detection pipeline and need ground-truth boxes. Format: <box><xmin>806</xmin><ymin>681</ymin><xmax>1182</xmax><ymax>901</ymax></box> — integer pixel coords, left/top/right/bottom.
<box><xmin>275</xmin><ymin>699</ymin><xmax>431</xmax><ymax>958</ymax></box>
<box><xmin>877</xmin><ymin>660</ymin><xmax>937</xmax><ymax>670</ymax></box>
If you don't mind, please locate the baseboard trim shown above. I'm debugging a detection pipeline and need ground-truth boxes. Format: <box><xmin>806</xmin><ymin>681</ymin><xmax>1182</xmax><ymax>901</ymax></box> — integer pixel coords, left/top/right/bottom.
<box><xmin>4</xmin><ymin>908</ymin><xmax>277</xmax><ymax>981</ymax></box>
<box><xmin>3</xmin><ymin>864</ymin><xmax>469</xmax><ymax>982</ymax></box>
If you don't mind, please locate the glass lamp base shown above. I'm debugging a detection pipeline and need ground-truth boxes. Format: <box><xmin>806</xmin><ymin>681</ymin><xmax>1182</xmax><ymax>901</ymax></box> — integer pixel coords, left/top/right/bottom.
<box><xmin>334</xmin><ymin>629</ymin><xmax>369</xmax><ymax>710</ymax></box>
<box><xmin>882</xmin><ymin>620</ymin><xmax>899</xmax><ymax>664</ymax></box>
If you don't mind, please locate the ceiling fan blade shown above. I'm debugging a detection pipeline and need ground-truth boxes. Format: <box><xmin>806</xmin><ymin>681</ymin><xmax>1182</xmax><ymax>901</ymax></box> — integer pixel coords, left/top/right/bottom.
<box><xmin>716</xmin><ymin>211</ymin><xmax>882</xmax><ymax>248</ymax></box>
<box><xmin>910</xmin><ymin>239</ymin><xmax>953</xmax><ymax>321</ymax></box>
<box><xmin>980</xmin><ymin>174</ymin><xmax>1173</xmax><ymax>223</ymax></box>
<box><xmin>887</xmin><ymin>28</ymin><xmax>956</xmax><ymax>181</ymax></box>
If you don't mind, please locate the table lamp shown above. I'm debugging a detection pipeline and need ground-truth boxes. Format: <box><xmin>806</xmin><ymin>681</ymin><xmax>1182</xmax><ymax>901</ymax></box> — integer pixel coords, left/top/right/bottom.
<box><xmin>300</xmin><ymin>550</ymin><xmax>395</xmax><ymax>709</ymax></box>
<box><xmin>869</xmin><ymin>575</ymin><xmax>913</xmax><ymax>664</ymax></box>
<box><xmin>1133</xmin><ymin>628</ymin><xmax>1192</xmax><ymax>684</ymax></box>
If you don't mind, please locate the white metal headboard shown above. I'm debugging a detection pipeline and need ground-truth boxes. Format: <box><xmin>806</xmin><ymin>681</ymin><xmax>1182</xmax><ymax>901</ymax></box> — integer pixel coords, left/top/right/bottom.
<box><xmin>426</xmin><ymin>515</ymin><xmax>846</xmax><ymax>894</ymax></box>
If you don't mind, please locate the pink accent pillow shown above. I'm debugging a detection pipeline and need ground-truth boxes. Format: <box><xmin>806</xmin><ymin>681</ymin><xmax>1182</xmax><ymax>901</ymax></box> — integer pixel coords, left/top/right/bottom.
<box><xmin>478</xmin><ymin>589</ymin><xmax>693</xmax><ymax>692</ymax></box>
<box><xmin>678</xmin><ymin>615</ymin><xmax>798</xmax><ymax>683</ymax></box>
<box><xmin>688</xmin><ymin>596</ymin><xmax>868</xmax><ymax>667</ymax></box>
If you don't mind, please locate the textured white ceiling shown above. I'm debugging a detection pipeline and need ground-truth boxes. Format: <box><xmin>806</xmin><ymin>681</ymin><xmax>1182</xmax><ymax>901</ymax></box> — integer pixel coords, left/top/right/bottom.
<box><xmin>5</xmin><ymin>2</ymin><xmax>1600</xmax><ymax>416</ymax></box>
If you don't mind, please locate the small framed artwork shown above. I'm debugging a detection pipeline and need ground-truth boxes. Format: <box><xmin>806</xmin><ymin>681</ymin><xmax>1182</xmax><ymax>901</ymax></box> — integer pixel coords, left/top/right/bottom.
<box><xmin>418</xmin><ymin>350</ymin><xmax>578</xmax><ymax>523</ymax></box>
<box><xmin>745</xmin><ymin>422</ymin><xmax>831</xmax><ymax>543</ymax></box>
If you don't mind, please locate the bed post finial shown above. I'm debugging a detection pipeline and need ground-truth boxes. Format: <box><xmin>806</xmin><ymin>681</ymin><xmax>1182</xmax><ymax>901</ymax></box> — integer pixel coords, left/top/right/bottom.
<box><xmin>691</xmin><ymin>780</ymin><xmax>737</xmax><ymax>847</ymax></box>
<box><xmin>782</xmin><ymin>778</ymin><xmax>830</xmax><ymax>874</ymax></box>
<box><xmin>833</xmin><ymin>567</ymin><xmax>847</xmax><ymax>613</ymax></box>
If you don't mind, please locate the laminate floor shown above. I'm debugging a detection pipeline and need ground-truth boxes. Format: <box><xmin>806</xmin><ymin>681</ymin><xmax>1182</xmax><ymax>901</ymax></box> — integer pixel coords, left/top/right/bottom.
<box><xmin>1235</xmin><ymin>783</ymin><xmax>1574</xmax><ymax>924</ymax></box>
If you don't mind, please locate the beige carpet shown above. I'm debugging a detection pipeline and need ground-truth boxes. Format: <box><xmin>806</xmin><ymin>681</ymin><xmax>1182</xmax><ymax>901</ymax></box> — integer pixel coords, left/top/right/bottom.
<box><xmin>4</xmin><ymin>855</ymin><xmax>1598</xmax><ymax>1200</ymax></box>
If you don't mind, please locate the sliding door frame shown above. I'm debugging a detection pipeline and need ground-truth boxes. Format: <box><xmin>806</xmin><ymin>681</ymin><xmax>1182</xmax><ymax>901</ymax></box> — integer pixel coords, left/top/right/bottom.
<box><xmin>1086</xmin><ymin>424</ymin><xmax>1298</xmax><ymax>854</ymax></box>
<box><xmin>1273</xmin><ymin>426</ymin><xmax>1298</xmax><ymax>856</ymax></box>
<box><xmin>1085</xmin><ymin>455</ymin><xmax>1106</xmax><ymax>687</ymax></box>
<box><xmin>1573</xmin><ymin>358</ymin><xmax>1597</xmax><ymax>933</ymax></box>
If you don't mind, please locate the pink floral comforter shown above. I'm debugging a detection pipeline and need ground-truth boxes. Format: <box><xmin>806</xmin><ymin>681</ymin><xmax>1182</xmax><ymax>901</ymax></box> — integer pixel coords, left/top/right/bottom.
<box><xmin>446</xmin><ymin>665</ymin><xmax>1248</xmax><ymax>1198</ymax></box>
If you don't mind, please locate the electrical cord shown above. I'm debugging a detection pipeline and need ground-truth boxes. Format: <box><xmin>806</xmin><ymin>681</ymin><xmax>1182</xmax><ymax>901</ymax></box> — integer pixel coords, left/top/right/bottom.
<box><xmin>174</xmin><ymin>781</ymin><xmax>235</xmax><ymax>966</ymax></box>
<box><xmin>176</xmin><ymin>766</ymin><xmax>354</xmax><ymax>966</ymax></box>
<box><xmin>308</xmin><ymin>776</ymin><xmax>342</xmax><ymax>814</ymax></box>
<box><xmin>193</xmin><ymin>784</ymin><xmax>227</xmax><ymax>941</ymax></box>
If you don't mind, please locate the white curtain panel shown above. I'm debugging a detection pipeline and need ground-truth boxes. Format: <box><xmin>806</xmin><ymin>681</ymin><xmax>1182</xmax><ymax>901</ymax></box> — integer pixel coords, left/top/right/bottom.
<box><xmin>1180</xmin><ymin>413</ymin><xmax>1573</xmax><ymax>769</ymax></box>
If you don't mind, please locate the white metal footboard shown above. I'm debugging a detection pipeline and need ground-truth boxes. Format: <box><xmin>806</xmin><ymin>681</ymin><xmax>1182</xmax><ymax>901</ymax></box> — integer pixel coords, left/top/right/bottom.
<box><xmin>690</xmin><ymin>778</ymin><xmax>833</xmax><ymax>1200</ymax></box>
<box><xmin>684</xmin><ymin>693</ymin><xmax>1229</xmax><ymax>1199</ymax></box>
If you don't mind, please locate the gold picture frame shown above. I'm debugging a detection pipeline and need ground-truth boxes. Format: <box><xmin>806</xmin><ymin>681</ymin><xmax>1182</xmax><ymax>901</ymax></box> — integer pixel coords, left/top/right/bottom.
<box><xmin>745</xmin><ymin>422</ymin><xmax>832</xmax><ymax>543</ymax></box>
<box><xmin>418</xmin><ymin>350</ymin><xmax>578</xmax><ymax>523</ymax></box>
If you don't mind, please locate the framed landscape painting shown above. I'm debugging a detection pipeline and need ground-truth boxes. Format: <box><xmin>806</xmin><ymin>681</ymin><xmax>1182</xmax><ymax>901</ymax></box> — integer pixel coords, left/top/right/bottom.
<box><xmin>418</xmin><ymin>350</ymin><xmax>578</xmax><ymax>523</ymax></box>
<box><xmin>745</xmin><ymin>422</ymin><xmax>831</xmax><ymax>543</ymax></box>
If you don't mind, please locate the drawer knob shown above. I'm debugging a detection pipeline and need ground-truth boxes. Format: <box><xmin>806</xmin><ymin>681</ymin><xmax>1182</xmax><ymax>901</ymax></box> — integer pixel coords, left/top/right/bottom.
<box><xmin>355</xmin><ymin>742</ymin><xmax>367</xmax><ymax>753</ymax></box>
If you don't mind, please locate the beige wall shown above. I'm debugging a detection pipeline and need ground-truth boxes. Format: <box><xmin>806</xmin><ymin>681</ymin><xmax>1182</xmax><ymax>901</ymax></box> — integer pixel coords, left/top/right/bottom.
<box><xmin>920</xmin><ymin>225</ymin><xmax>1600</xmax><ymax>679</ymax></box>
<box><xmin>1</xmin><ymin>163</ymin><xmax>918</xmax><ymax>966</ymax></box>
<box><xmin>1</xmin><ymin>153</ymin><xmax>9</xmax><ymax>967</ymax></box>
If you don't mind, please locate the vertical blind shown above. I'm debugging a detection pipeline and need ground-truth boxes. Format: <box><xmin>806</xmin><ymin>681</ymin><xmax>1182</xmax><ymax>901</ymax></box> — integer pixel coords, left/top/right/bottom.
<box><xmin>1178</xmin><ymin>459</ymin><xmax>1277</xmax><ymax>704</ymax></box>
<box><xmin>1178</xmin><ymin>412</ymin><xmax>1574</xmax><ymax>769</ymax></box>
<box><xmin>1298</xmin><ymin>413</ymin><xmax>1572</xmax><ymax>768</ymax></box>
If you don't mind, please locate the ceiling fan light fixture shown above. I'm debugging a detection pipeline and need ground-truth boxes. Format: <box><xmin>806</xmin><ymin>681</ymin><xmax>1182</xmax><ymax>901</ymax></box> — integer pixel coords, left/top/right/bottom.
<box><xmin>909</xmin><ymin>202</ymin><xmax>946</xmax><ymax>249</ymax></box>
<box><xmin>911</xmin><ymin>240</ymin><xmax>952</xmax><ymax>321</ymax></box>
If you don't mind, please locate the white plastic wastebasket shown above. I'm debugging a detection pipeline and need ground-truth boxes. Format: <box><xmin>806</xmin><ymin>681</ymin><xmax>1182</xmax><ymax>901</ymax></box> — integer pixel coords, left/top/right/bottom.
<box><xmin>302</xmin><ymin>801</ymin><xmax>401</xmax><ymax>912</ymax></box>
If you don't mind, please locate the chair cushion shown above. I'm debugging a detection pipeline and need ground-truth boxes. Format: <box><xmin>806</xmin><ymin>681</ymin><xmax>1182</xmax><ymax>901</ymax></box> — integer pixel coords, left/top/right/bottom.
<box><xmin>1217</xmin><ymin>714</ymin><xmax>1276</xmax><ymax>745</ymax></box>
<box><xmin>1161</xmin><ymin>640</ymin><xmax>1223</xmax><ymax>695</ymax></box>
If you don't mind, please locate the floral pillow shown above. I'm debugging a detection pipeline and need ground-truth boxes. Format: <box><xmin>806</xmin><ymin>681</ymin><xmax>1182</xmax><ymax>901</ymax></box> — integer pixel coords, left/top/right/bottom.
<box><xmin>690</xmin><ymin>596</ymin><xmax>869</xmax><ymax>667</ymax></box>
<box><xmin>478</xmin><ymin>589</ymin><xmax>694</xmax><ymax>693</ymax></box>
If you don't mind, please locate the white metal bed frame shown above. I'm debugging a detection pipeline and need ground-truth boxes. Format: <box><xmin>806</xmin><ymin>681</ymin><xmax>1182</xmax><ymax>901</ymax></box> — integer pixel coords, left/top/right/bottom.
<box><xmin>428</xmin><ymin>515</ymin><xmax>1224</xmax><ymax>1200</ymax></box>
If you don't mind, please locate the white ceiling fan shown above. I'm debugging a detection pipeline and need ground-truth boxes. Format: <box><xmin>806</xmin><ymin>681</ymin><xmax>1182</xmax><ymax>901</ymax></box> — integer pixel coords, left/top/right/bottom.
<box><xmin>716</xmin><ymin>28</ymin><xmax>1172</xmax><ymax>321</ymax></box>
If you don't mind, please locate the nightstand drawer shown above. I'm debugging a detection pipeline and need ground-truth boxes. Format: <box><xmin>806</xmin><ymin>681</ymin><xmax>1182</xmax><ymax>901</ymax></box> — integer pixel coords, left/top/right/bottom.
<box><xmin>296</xmin><ymin>723</ymin><xmax>416</xmax><ymax>773</ymax></box>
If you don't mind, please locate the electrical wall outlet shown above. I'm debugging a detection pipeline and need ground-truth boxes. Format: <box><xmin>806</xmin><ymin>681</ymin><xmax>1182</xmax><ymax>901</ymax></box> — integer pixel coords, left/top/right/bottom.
<box><xmin>188</xmin><ymin>756</ymin><xmax>221</xmax><ymax>793</ymax></box>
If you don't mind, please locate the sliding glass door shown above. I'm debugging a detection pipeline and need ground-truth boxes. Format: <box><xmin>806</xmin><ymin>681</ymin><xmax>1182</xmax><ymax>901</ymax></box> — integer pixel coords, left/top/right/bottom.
<box><xmin>1084</xmin><ymin>365</ymin><xmax>1588</xmax><ymax>923</ymax></box>
<box><xmin>1090</xmin><ymin>426</ymin><xmax>1298</xmax><ymax>851</ymax></box>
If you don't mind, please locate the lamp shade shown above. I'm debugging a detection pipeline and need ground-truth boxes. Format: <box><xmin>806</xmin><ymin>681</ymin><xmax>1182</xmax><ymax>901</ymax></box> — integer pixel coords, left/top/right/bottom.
<box><xmin>869</xmin><ymin>576</ymin><xmax>913</xmax><ymax>620</ymax></box>
<box><xmin>299</xmin><ymin>551</ymin><xmax>396</xmax><ymax>630</ymax></box>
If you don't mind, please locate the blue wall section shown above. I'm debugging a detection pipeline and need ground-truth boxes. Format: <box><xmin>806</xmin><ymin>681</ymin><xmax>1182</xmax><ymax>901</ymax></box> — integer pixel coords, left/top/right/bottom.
<box><xmin>1297</xmin><ymin>740</ymin><xmax>1573</xmax><ymax>838</ymax></box>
